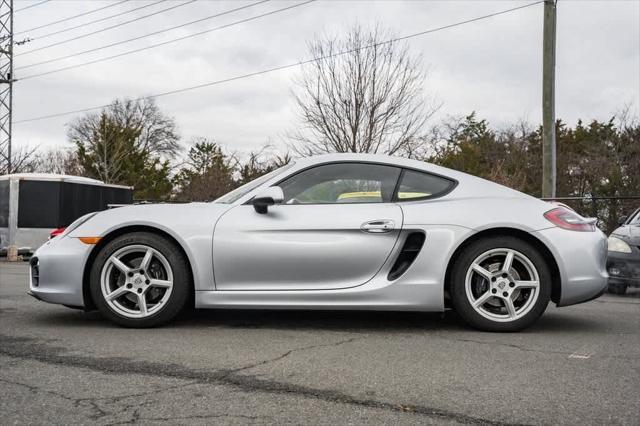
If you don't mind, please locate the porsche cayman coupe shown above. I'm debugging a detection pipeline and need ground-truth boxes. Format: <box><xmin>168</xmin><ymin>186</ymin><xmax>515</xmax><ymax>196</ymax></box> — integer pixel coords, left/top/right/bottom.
<box><xmin>28</xmin><ymin>154</ymin><xmax>609</xmax><ymax>331</ymax></box>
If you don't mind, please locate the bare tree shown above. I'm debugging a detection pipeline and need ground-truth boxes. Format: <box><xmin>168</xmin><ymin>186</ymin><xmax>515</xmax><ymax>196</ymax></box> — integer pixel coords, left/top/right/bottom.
<box><xmin>33</xmin><ymin>147</ymin><xmax>83</xmax><ymax>175</ymax></box>
<box><xmin>108</xmin><ymin>98</ymin><xmax>181</xmax><ymax>158</ymax></box>
<box><xmin>67</xmin><ymin>97</ymin><xmax>180</xmax><ymax>160</ymax></box>
<box><xmin>0</xmin><ymin>145</ymin><xmax>39</xmax><ymax>174</ymax></box>
<box><xmin>235</xmin><ymin>144</ymin><xmax>292</xmax><ymax>184</ymax></box>
<box><xmin>67</xmin><ymin>97</ymin><xmax>180</xmax><ymax>184</ymax></box>
<box><xmin>67</xmin><ymin>112</ymin><xmax>135</xmax><ymax>184</ymax></box>
<box><xmin>290</xmin><ymin>24</ymin><xmax>435</xmax><ymax>157</ymax></box>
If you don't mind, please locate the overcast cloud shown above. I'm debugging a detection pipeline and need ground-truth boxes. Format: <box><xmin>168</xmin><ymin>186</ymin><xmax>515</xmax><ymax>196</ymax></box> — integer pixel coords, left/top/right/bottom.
<box><xmin>12</xmin><ymin>0</ymin><xmax>640</xmax><ymax>155</ymax></box>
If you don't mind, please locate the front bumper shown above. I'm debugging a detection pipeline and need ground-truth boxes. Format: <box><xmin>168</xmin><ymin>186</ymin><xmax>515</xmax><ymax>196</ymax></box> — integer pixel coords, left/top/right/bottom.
<box><xmin>534</xmin><ymin>227</ymin><xmax>609</xmax><ymax>306</ymax></box>
<box><xmin>29</xmin><ymin>236</ymin><xmax>93</xmax><ymax>307</ymax></box>
<box><xmin>607</xmin><ymin>249</ymin><xmax>640</xmax><ymax>288</ymax></box>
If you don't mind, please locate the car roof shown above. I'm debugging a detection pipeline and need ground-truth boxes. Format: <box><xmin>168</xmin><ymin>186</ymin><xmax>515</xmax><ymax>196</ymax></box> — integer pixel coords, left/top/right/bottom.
<box><xmin>288</xmin><ymin>153</ymin><xmax>535</xmax><ymax>201</ymax></box>
<box><xmin>293</xmin><ymin>153</ymin><xmax>485</xmax><ymax>184</ymax></box>
<box><xmin>295</xmin><ymin>153</ymin><xmax>429</xmax><ymax>168</ymax></box>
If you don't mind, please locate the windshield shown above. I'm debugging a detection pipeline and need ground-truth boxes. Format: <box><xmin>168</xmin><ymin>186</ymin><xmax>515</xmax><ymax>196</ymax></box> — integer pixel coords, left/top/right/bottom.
<box><xmin>214</xmin><ymin>163</ymin><xmax>295</xmax><ymax>204</ymax></box>
<box><xmin>628</xmin><ymin>208</ymin><xmax>640</xmax><ymax>225</ymax></box>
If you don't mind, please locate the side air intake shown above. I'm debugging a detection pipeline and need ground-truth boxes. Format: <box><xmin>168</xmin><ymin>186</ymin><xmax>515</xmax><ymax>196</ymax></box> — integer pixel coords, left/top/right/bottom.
<box><xmin>387</xmin><ymin>232</ymin><xmax>426</xmax><ymax>281</ymax></box>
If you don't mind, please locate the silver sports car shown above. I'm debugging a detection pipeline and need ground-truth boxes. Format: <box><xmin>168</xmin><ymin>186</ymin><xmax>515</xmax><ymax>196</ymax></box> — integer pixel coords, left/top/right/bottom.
<box><xmin>28</xmin><ymin>154</ymin><xmax>608</xmax><ymax>331</ymax></box>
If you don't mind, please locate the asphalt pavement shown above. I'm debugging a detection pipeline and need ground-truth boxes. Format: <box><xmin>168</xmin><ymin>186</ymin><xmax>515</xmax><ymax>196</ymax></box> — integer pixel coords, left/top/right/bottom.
<box><xmin>1</xmin><ymin>261</ymin><xmax>639</xmax><ymax>425</ymax></box>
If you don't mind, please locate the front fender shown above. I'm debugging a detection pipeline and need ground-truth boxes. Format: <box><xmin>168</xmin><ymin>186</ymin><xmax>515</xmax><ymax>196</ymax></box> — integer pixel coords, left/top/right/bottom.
<box><xmin>69</xmin><ymin>203</ymin><xmax>230</xmax><ymax>291</ymax></box>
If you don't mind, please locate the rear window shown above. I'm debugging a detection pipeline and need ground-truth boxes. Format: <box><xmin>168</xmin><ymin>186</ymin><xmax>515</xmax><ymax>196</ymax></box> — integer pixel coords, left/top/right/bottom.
<box><xmin>395</xmin><ymin>170</ymin><xmax>456</xmax><ymax>201</ymax></box>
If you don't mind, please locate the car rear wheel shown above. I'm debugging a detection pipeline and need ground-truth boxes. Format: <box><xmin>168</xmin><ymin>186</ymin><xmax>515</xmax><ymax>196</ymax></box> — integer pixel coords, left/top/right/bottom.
<box><xmin>451</xmin><ymin>236</ymin><xmax>551</xmax><ymax>332</ymax></box>
<box><xmin>90</xmin><ymin>232</ymin><xmax>191</xmax><ymax>328</ymax></box>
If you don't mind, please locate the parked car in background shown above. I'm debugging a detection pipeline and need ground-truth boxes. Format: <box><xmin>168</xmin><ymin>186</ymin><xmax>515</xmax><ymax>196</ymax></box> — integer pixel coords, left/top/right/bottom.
<box><xmin>607</xmin><ymin>207</ymin><xmax>640</xmax><ymax>294</ymax></box>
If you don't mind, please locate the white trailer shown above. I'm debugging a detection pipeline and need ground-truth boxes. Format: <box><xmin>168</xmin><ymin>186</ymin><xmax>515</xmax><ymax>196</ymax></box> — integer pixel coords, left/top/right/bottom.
<box><xmin>0</xmin><ymin>173</ymin><xmax>132</xmax><ymax>256</ymax></box>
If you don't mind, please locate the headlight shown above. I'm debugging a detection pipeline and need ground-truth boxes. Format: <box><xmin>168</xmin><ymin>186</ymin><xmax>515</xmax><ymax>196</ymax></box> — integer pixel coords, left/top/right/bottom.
<box><xmin>608</xmin><ymin>236</ymin><xmax>632</xmax><ymax>253</ymax></box>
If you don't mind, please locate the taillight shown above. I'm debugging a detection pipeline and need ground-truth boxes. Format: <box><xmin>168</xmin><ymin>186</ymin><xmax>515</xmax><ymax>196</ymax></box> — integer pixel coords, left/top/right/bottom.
<box><xmin>49</xmin><ymin>227</ymin><xmax>66</xmax><ymax>239</ymax></box>
<box><xmin>544</xmin><ymin>207</ymin><xmax>596</xmax><ymax>232</ymax></box>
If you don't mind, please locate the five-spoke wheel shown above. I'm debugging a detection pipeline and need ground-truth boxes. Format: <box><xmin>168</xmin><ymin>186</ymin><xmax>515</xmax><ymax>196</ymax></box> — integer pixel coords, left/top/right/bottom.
<box><xmin>451</xmin><ymin>236</ymin><xmax>551</xmax><ymax>332</ymax></box>
<box><xmin>101</xmin><ymin>245</ymin><xmax>174</xmax><ymax>319</ymax></box>
<box><xmin>90</xmin><ymin>232</ymin><xmax>190</xmax><ymax>328</ymax></box>
<box><xmin>465</xmin><ymin>248</ymin><xmax>540</xmax><ymax>322</ymax></box>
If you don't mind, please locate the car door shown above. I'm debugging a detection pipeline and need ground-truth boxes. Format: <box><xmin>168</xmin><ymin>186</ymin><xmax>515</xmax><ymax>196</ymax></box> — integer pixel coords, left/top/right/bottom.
<box><xmin>212</xmin><ymin>162</ymin><xmax>404</xmax><ymax>291</ymax></box>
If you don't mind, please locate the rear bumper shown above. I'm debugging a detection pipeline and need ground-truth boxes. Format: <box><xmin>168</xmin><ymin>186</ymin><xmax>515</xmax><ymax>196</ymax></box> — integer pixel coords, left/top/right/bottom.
<box><xmin>29</xmin><ymin>236</ymin><xmax>92</xmax><ymax>307</ymax></box>
<box><xmin>534</xmin><ymin>227</ymin><xmax>609</xmax><ymax>307</ymax></box>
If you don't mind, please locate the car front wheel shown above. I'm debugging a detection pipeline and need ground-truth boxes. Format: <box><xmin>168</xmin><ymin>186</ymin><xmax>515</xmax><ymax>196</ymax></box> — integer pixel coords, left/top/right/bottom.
<box><xmin>451</xmin><ymin>236</ymin><xmax>552</xmax><ymax>332</ymax></box>
<box><xmin>89</xmin><ymin>232</ymin><xmax>191</xmax><ymax>328</ymax></box>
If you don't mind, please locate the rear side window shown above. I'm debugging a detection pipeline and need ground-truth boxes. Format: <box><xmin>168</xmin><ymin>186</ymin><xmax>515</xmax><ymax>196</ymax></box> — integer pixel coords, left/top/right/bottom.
<box><xmin>395</xmin><ymin>170</ymin><xmax>455</xmax><ymax>201</ymax></box>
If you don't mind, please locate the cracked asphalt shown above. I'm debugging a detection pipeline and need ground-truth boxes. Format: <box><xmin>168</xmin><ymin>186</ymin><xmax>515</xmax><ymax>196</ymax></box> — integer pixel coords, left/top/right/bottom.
<box><xmin>1</xmin><ymin>262</ymin><xmax>639</xmax><ymax>425</ymax></box>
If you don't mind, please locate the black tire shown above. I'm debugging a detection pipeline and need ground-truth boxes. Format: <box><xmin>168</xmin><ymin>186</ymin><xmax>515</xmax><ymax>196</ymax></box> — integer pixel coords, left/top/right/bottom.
<box><xmin>607</xmin><ymin>283</ymin><xmax>627</xmax><ymax>295</ymax></box>
<box><xmin>89</xmin><ymin>232</ymin><xmax>191</xmax><ymax>328</ymax></box>
<box><xmin>450</xmin><ymin>236</ymin><xmax>552</xmax><ymax>332</ymax></box>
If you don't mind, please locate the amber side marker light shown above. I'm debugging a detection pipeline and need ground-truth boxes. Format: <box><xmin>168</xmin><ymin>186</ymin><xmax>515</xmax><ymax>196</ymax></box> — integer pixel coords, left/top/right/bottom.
<box><xmin>78</xmin><ymin>237</ymin><xmax>102</xmax><ymax>245</ymax></box>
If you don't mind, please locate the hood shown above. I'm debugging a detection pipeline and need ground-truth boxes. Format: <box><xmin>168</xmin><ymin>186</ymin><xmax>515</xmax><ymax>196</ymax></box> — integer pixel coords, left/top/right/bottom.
<box><xmin>611</xmin><ymin>225</ymin><xmax>640</xmax><ymax>245</ymax></box>
<box><xmin>68</xmin><ymin>202</ymin><xmax>233</xmax><ymax>238</ymax></box>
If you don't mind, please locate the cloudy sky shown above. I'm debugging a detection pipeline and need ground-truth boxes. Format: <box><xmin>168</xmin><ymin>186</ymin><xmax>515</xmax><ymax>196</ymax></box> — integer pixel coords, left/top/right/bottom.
<box><xmin>12</xmin><ymin>0</ymin><xmax>640</xmax><ymax>155</ymax></box>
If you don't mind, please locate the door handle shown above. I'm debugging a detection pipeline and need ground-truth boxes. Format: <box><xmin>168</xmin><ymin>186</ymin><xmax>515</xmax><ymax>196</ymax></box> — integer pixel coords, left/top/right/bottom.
<box><xmin>361</xmin><ymin>219</ymin><xmax>395</xmax><ymax>233</ymax></box>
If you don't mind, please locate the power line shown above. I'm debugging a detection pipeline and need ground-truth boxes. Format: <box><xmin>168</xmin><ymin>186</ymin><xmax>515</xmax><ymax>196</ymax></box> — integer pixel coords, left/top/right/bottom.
<box><xmin>14</xmin><ymin>0</ymin><xmax>543</xmax><ymax>124</ymax></box>
<box><xmin>18</xmin><ymin>0</ymin><xmax>198</xmax><ymax>56</ymax></box>
<box><xmin>15</xmin><ymin>0</ymin><xmax>129</xmax><ymax>35</ymax></box>
<box><xmin>16</xmin><ymin>1</ymin><xmax>270</xmax><ymax>71</ymax></box>
<box><xmin>16</xmin><ymin>0</ymin><xmax>301</xmax><ymax>79</ymax></box>
<box><xmin>15</xmin><ymin>0</ymin><xmax>50</xmax><ymax>13</ymax></box>
<box><xmin>28</xmin><ymin>0</ymin><xmax>170</xmax><ymax>42</ymax></box>
<box><xmin>16</xmin><ymin>0</ymin><xmax>269</xmax><ymax>69</ymax></box>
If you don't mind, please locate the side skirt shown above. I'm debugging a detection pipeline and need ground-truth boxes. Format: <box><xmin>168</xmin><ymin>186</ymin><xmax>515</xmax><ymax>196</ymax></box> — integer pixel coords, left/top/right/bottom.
<box><xmin>194</xmin><ymin>282</ymin><xmax>443</xmax><ymax>312</ymax></box>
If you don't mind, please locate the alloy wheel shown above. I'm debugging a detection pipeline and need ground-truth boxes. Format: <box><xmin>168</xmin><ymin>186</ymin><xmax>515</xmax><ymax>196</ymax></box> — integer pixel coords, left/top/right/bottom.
<box><xmin>100</xmin><ymin>244</ymin><xmax>174</xmax><ymax>319</ymax></box>
<box><xmin>464</xmin><ymin>248</ymin><xmax>540</xmax><ymax>322</ymax></box>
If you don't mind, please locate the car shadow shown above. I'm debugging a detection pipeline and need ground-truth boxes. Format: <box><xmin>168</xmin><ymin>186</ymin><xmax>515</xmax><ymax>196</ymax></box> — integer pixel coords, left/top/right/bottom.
<box><xmin>177</xmin><ymin>308</ymin><xmax>465</xmax><ymax>332</ymax></box>
<box><xmin>25</xmin><ymin>306</ymin><xmax>464</xmax><ymax>332</ymax></box>
<box><xmin>175</xmin><ymin>307</ymin><xmax>607</xmax><ymax>334</ymax></box>
<box><xmin>23</xmin><ymin>304</ymin><xmax>606</xmax><ymax>334</ymax></box>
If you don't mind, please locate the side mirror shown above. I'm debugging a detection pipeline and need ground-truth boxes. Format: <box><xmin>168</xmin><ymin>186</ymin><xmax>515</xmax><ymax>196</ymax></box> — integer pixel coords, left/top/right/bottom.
<box><xmin>618</xmin><ymin>216</ymin><xmax>628</xmax><ymax>226</ymax></box>
<box><xmin>252</xmin><ymin>186</ymin><xmax>284</xmax><ymax>214</ymax></box>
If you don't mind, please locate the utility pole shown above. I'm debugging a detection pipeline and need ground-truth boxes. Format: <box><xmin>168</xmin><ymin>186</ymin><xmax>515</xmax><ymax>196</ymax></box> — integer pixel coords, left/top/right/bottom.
<box><xmin>0</xmin><ymin>0</ymin><xmax>15</xmax><ymax>261</ymax></box>
<box><xmin>0</xmin><ymin>0</ymin><xmax>13</xmax><ymax>175</ymax></box>
<box><xmin>542</xmin><ymin>0</ymin><xmax>557</xmax><ymax>198</ymax></box>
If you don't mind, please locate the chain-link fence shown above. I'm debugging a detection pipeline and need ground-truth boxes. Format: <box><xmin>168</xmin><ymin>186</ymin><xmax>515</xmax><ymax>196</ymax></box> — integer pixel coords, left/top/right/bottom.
<box><xmin>542</xmin><ymin>196</ymin><xmax>640</xmax><ymax>235</ymax></box>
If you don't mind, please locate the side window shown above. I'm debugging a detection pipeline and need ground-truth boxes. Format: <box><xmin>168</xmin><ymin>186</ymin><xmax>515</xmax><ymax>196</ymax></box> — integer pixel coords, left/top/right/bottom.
<box><xmin>396</xmin><ymin>170</ymin><xmax>455</xmax><ymax>201</ymax></box>
<box><xmin>279</xmin><ymin>163</ymin><xmax>401</xmax><ymax>204</ymax></box>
